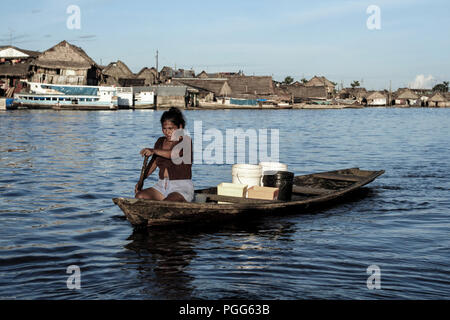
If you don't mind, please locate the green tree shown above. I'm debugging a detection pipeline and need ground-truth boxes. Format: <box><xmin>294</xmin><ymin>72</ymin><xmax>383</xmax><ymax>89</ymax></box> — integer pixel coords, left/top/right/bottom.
<box><xmin>300</xmin><ymin>78</ymin><xmax>308</xmax><ymax>84</ymax></box>
<box><xmin>351</xmin><ymin>80</ymin><xmax>360</xmax><ymax>88</ymax></box>
<box><xmin>433</xmin><ymin>81</ymin><xmax>449</xmax><ymax>92</ymax></box>
<box><xmin>284</xmin><ymin>76</ymin><xmax>294</xmax><ymax>85</ymax></box>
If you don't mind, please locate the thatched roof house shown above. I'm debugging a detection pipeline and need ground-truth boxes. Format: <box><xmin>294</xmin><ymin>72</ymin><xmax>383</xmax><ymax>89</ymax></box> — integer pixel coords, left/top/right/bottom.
<box><xmin>0</xmin><ymin>46</ymin><xmax>40</xmax><ymax>96</ymax></box>
<box><xmin>338</xmin><ymin>87</ymin><xmax>367</xmax><ymax>101</ymax></box>
<box><xmin>305</xmin><ymin>76</ymin><xmax>334</xmax><ymax>87</ymax></box>
<box><xmin>394</xmin><ymin>88</ymin><xmax>419</xmax><ymax>106</ymax></box>
<box><xmin>226</xmin><ymin>76</ymin><xmax>274</xmax><ymax>98</ymax></box>
<box><xmin>101</xmin><ymin>60</ymin><xmax>135</xmax><ymax>85</ymax></box>
<box><xmin>305</xmin><ymin>76</ymin><xmax>335</xmax><ymax>98</ymax></box>
<box><xmin>306</xmin><ymin>76</ymin><xmax>335</xmax><ymax>89</ymax></box>
<box><xmin>366</xmin><ymin>91</ymin><xmax>387</xmax><ymax>106</ymax></box>
<box><xmin>0</xmin><ymin>62</ymin><xmax>31</xmax><ymax>78</ymax></box>
<box><xmin>0</xmin><ymin>62</ymin><xmax>33</xmax><ymax>96</ymax></box>
<box><xmin>30</xmin><ymin>40</ymin><xmax>100</xmax><ymax>85</ymax></box>
<box><xmin>100</xmin><ymin>60</ymin><xmax>145</xmax><ymax>86</ymax></box>
<box><xmin>428</xmin><ymin>92</ymin><xmax>447</xmax><ymax>107</ymax></box>
<box><xmin>429</xmin><ymin>92</ymin><xmax>445</xmax><ymax>102</ymax></box>
<box><xmin>32</xmin><ymin>41</ymin><xmax>95</xmax><ymax>70</ymax></box>
<box><xmin>396</xmin><ymin>89</ymin><xmax>419</xmax><ymax>99</ymax></box>
<box><xmin>284</xmin><ymin>84</ymin><xmax>327</xmax><ymax>101</ymax></box>
<box><xmin>137</xmin><ymin>67</ymin><xmax>158</xmax><ymax>86</ymax></box>
<box><xmin>197</xmin><ymin>71</ymin><xmax>218</xmax><ymax>79</ymax></box>
<box><xmin>173</xmin><ymin>78</ymin><xmax>231</xmax><ymax>99</ymax></box>
<box><xmin>159</xmin><ymin>66</ymin><xmax>174</xmax><ymax>83</ymax></box>
<box><xmin>273</xmin><ymin>86</ymin><xmax>293</xmax><ymax>102</ymax></box>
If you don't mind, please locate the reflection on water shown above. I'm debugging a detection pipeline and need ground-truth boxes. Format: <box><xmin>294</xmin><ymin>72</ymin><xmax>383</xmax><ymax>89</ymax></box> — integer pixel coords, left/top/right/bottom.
<box><xmin>1</xmin><ymin>109</ymin><xmax>449</xmax><ymax>299</ymax></box>
<box><xmin>125</xmin><ymin>230</ymin><xmax>198</xmax><ymax>299</ymax></box>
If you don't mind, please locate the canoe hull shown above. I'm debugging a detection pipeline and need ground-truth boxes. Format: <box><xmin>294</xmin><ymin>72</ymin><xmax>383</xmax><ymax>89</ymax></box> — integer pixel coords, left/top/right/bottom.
<box><xmin>113</xmin><ymin>168</ymin><xmax>384</xmax><ymax>228</ymax></box>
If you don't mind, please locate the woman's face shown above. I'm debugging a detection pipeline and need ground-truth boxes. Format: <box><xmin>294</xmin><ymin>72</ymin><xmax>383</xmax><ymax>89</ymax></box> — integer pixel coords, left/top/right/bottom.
<box><xmin>162</xmin><ymin>120</ymin><xmax>180</xmax><ymax>141</ymax></box>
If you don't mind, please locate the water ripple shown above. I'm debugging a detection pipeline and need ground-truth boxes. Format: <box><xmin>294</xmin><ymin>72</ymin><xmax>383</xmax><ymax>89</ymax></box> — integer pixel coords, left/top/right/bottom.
<box><xmin>1</xmin><ymin>109</ymin><xmax>450</xmax><ymax>299</ymax></box>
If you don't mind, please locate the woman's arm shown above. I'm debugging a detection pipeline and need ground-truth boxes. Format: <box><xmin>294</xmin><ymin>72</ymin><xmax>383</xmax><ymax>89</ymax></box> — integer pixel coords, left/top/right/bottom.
<box><xmin>154</xmin><ymin>136</ymin><xmax>189</xmax><ymax>160</ymax></box>
<box><xmin>140</xmin><ymin>147</ymin><xmax>172</xmax><ymax>159</ymax></box>
<box><xmin>145</xmin><ymin>157</ymin><xmax>157</xmax><ymax>178</ymax></box>
<box><xmin>140</xmin><ymin>136</ymin><xmax>186</xmax><ymax>160</ymax></box>
<box><xmin>152</xmin><ymin>148</ymin><xmax>173</xmax><ymax>159</ymax></box>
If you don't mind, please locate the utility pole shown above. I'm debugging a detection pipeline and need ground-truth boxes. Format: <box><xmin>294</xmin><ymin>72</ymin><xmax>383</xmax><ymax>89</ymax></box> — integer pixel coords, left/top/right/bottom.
<box><xmin>8</xmin><ymin>28</ymin><xmax>14</xmax><ymax>46</ymax></box>
<box><xmin>155</xmin><ymin>50</ymin><xmax>159</xmax><ymax>83</ymax></box>
<box><xmin>389</xmin><ymin>80</ymin><xmax>392</xmax><ymax>106</ymax></box>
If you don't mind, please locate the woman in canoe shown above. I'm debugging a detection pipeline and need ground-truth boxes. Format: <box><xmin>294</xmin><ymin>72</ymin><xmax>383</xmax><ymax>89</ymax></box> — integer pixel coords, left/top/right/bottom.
<box><xmin>135</xmin><ymin>107</ymin><xmax>193</xmax><ymax>202</ymax></box>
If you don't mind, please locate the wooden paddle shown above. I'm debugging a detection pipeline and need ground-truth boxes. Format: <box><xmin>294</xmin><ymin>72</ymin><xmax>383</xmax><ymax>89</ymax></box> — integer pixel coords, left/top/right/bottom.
<box><xmin>136</xmin><ymin>154</ymin><xmax>156</xmax><ymax>192</ymax></box>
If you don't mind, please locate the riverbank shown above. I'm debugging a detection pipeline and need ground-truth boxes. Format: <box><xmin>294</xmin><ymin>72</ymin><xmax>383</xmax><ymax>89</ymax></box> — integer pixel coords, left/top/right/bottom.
<box><xmin>2</xmin><ymin>98</ymin><xmax>449</xmax><ymax>111</ymax></box>
<box><xmin>187</xmin><ymin>102</ymin><xmax>364</xmax><ymax>110</ymax></box>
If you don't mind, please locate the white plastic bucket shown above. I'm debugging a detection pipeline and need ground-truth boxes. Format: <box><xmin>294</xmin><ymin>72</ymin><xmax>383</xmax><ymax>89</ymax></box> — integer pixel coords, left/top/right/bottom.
<box><xmin>232</xmin><ymin>164</ymin><xmax>262</xmax><ymax>189</ymax></box>
<box><xmin>259</xmin><ymin>162</ymin><xmax>288</xmax><ymax>175</ymax></box>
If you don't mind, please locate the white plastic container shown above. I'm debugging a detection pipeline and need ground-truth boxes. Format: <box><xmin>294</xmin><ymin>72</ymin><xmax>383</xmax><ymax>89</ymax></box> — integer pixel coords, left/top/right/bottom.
<box><xmin>259</xmin><ymin>162</ymin><xmax>288</xmax><ymax>175</ymax></box>
<box><xmin>232</xmin><ymin>164</ymin><xmax>262</xmax><ymax>189</ymax></box>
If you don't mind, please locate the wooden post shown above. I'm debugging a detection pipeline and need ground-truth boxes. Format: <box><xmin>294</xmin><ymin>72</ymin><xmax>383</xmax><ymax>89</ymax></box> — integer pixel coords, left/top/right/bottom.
<box><xmin>136</xmin><ymin>156</ymin><xmax>149</xmax><ymax>192</ymax></box>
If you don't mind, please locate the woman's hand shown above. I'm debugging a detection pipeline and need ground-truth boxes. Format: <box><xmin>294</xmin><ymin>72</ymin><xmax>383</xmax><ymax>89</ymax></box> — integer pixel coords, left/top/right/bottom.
<box><xmin>140</xmin><ymin>148</ymin><xmax>154</xmax><ymax>157</ymax></box>
<box><xmin>135</xmin><ymin>183</ymin><xmax>139</xmax><ymax>195</ymax></box>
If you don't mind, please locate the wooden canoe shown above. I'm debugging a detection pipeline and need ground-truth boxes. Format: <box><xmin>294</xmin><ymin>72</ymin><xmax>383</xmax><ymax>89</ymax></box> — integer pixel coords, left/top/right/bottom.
<box><xmin>113</xmin><ymin>168</ymin><xmax>384</xmax><ymax>228</ymax></box>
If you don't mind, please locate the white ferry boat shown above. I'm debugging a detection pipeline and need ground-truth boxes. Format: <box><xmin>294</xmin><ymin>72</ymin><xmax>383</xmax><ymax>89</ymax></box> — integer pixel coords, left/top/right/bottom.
<box><xmin>14</xmin><ymin>82</ymin><xmax>119</xmax><ymax>110</ymax></box>
<box><xmin>133</xmin><ymin>90</ymin><xmax>155</xmax><ymax>109</ymax></box>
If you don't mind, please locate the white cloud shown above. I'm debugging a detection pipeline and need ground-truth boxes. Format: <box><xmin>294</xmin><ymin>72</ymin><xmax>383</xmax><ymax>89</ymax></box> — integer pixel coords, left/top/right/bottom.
<box><xmin>409</xmin><ymin>74</ymin><xmax>434</xmax><ymax>89</ymax></box>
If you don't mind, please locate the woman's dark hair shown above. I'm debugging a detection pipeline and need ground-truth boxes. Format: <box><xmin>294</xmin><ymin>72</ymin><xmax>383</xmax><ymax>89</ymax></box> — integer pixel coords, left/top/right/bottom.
<box><xmin>160</xmin><ymin>107</ymin><xmax>186</xmax><ymax>128</ymax></box>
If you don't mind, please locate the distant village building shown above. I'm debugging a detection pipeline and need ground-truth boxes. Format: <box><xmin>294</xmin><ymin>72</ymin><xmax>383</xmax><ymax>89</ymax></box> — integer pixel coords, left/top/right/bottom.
<box><xmin>428</xmin><ymin>92</ymin><xmax>447</xmax><ymax>107</ymax></box>
<box><xmin>159</xmin><ymin>66</ymin><xmax>174</xmax><ymax>83</ymax></box>
<box><xmin>226</xmin><ymin>76</ymin><xmax>275</xmax><ymax>99</ymax></box>
<box><xmin>283</xmin><ymin>83</ymin><xmax>327</xmax><ymax>102</ymax></box>
<box><xmin>100</xmin><ymin>60</ymin><xmax>136</xmax><ymax>86</ymax></box>
<box><xmin>159</xmin><ymin>67</ymin><xmax>195</xmax><ymax>83</ymax></box>
<box><xmin>153</xmin><ymin>85</ymin><xmax>191</xmax><ymax>108</ymax></box>
<box><xmin>394</xmin><ymin>89</ymin><xmax>419</xmax><ymax>106</ymax></box>
<box><xmin>173</xmin><ymin>78</ymin><xmax>231</xmax><ymax>102</ymax></box>
<box><xmin>273</xmin><ymin>85</ymin><xmax>293</xmax><ymax>103</ymax></box>
<box><xmin>137</xmin><ymin>67</ymin><xmax>158</xmax><ymax>86</ymax></box>
<box><xmin>30</xmin><ymin>41</ymin><xmax>101</xmax><ymax>85</ymax></box>
<box><xmin>366</xmin><ymin>91</ymin><xmax>387</xmax><ymax>106</ymax></box>
<box><xmin>338</xmin><ymin>88</ymin><xmax>367</xmax><ymax>103</ymax></box>
<box><xmin>196</xmin><ymin>70</ymin><xmax>243</xmax><ymax>79</ymax></box>
<box><xmin>0</xmin><ymin>45</ymin><xmax>40</xmax><ymax>96</ymax></box>
<box><xmin>174</xmin><ymin>69</ymin><xmax>195</xmax><ymax>79</ymax></box>
<box><xmin>445</xmin><ymin>93</ymin><xmax>450</xmax><ymax>106</ymax></box>
<box><xmin>305</xmin><ymin>76</ymin><xmax>336</xmax><ymax>98</ymax></box>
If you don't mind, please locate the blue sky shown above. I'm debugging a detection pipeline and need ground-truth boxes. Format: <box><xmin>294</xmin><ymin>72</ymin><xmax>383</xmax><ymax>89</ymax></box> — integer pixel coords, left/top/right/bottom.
<box><xmin>1</xmin><ymin>0</ymin><xmax>449</xmax><ymax>90</ymax></box>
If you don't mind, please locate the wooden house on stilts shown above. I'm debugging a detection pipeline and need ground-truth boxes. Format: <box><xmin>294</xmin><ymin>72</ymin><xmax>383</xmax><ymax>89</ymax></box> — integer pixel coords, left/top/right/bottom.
<box><xmin>30</xmin><ymin>41</ymin><xmax>101</xmax><ymax>85</ymax></box>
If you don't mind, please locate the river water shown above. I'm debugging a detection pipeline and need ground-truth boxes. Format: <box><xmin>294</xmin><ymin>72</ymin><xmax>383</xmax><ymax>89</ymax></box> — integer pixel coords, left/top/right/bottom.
<box><xmin>0</xmin><ymin>108</ymin><xmax>449</xmax><ymax>299</ymax></box>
